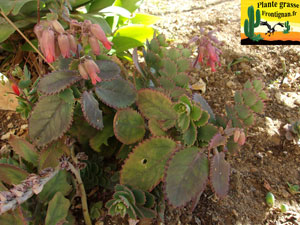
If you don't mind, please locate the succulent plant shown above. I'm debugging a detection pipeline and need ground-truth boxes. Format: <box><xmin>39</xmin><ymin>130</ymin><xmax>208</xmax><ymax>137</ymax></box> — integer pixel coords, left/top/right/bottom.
<box><xmin>105</xmin><ymin>185</ymin><xmax>156</xmax><ymax>219</ymax></box>
<box><xmin>283</xmin><ymin>21</ymin><xmax>290</xmax><ymax>34</ymax></box>
<box><xmin>283</xmin><ymin>120</ymin><xmax>300</xmax><ymax>145</ymax></box>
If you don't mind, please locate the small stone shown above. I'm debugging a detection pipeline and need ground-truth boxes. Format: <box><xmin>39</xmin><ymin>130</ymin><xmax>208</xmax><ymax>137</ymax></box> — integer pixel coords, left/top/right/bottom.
<box><xmin>226</xmin><ymin>81</ymin><xmax>235</xmax><ymax>88</ymax></box>
<box><xmin>7</xmin><ymin>116</ymin><xmax>11</xmax><ymax>120</ymax></box>
<box><xmin>1</xmin><ymin>131</ymin><xmax>13</xmax><ymax>140</ymax></box>
<box><xmin>232</xmin><ymin>209</ymin><xmax>238</xmax><ymax>218</ymax></box>
<box><xmin>7</xmin><ymin>123</ymin><xmax>13</xmax><ymax>129</ymax></box>
<box><xmin>256</xmin><ymin>152</ymin><xmax>264</xmax><ymax>159</ymax></box>
<box><xmin>250</xmin><ymin>167</ymin><xmax>258</xmax><ymax>173</ymax></box>
<box><xmin>21</xmin><ymin>124</ymin><xmax>28</xmax><ymax>130</ymax></box>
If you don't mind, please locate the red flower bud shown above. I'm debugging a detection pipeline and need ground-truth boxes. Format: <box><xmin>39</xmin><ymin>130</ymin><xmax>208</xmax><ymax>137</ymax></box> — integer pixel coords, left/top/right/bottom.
<box><xmin>41</xmin><ymin>29</ymin><xmax>55</xmax><ymax>63</ymax></box>
<box><xmin>90</xmin><ymin>24</ymin><xmax>112</xmax><ymax>50</ymax></box>
<box><xmin>11</xmin><ymin>83</ymin><xmax>20</xmax><ymax>96</ymax></box>
<box><xmin>233</xmin><ymin>129</ymin><xmax>240</xmax><ymax>143</ymax></box>
<box><xmin>51</xmin><ymin>20</ymin><xmax>64</xmax><ymax>33</ymax></box>
<box><xmin>89</xmin><ymin>36</ymin><xmax>100</xmax><ymax>55</ymax></box>
<box><xmin>78</xmin><ymin>63</ymin><xmax>89</xmax><ymax>80</ymax></box>
<box><xmin>58</xmin><ymin>34</ymin><xmax>71</xmax><ymax>58</ymax></box>
<box><xmin>68</xmin><ymin>34</ymin><xmax>77</xmax><ymax>53</ymax></box>
<box><xmin>207</xmin><ymin>43</ymin><xmax>217</xmax><ymax>62</ymax></box>
<box><xmin>33</xmin><ymin>24</ymin><xmax>43</xmax><ymax>41</ymax></box>
<box><xmin>84</xmin><ymin>59</ymin><xmax>101</xmax><ymax>85</ymax></box>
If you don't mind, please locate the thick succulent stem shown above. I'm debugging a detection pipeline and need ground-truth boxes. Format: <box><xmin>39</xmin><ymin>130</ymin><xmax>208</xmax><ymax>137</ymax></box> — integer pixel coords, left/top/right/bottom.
<box><xmin>244</xmin><ymin>6</ymin><xmax>261</xmax><ymax>39</ymax></box>
<box><xmin>69</xmin><ymin>151</ymin><xmax>92</xmax><ymax>225</ymax></box>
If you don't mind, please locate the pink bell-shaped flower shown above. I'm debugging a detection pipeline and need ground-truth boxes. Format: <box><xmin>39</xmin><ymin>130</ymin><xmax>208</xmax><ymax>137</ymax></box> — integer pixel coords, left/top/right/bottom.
<box><xmin>41</xmin><ymin>29</ymin><xmax>56</xmax><ymax>63</ymax></box>
<box><xmin>90</xmin><ymin>24</ymin><xmax>112</xmax><ymax>50</ymax></box>
<box><xmin>58</xmin><ymin>34</ymin><xmax>71</xmax><ymax>58</ymax></box>
<box><xmin>78</xmin><ymin>63</ymin><xmax>89</xmax><ymax>80</ymax></box>
<box><xmin>68</xmin><ymin>34</ymin><xmax>77</xmax><ymax>54</ymax></box>
<box><xmin>89</xmin><ymin>36</ymin><xmax>100</xmax><ymax>55</ymax></box>
<box><xmin>51</xmin><ymin>20</ymin><xmax>64</xmax><ymax>33</ymax></box>
<box><xmin>84</xmin><ymin>59</ymin><xmax>101</xmax><ymax>85</ymax></box>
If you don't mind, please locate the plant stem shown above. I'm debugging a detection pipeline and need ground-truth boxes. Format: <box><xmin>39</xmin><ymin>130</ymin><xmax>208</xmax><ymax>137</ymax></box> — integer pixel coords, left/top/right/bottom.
<box><xmin>0</xmin><ymin>10</ymin><xmax>55</xmax><ymax>71</ymax></box>
<box><xmin>67</xmin><ymin>162</ymin><xmax>92</xmax><ymax>225</ymax></box>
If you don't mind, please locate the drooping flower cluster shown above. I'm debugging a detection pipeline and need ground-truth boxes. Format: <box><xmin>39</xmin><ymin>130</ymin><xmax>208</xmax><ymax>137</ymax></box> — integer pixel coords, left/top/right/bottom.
<box><xmin>34</xmin><ymin>19</ymin><xmax>112</xmax><ymax>85</ymax></box>
<box><xmin>192</xmin><ymin>28</ymin><xmax>222</xmax><ymax>72</ymax></box>
<box><xmin>34</xmin><ymin>20</ymin><xmax>77</xmax><ymax>63</ymax></box>
<box><xmin>11</xmin><ymin>83</ymin><xmax>20</xmax><ymax>96</ymax></box>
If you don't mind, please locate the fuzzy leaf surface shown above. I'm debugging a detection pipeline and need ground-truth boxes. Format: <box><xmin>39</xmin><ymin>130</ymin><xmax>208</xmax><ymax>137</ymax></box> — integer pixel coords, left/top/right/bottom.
<box><xmin>45</xmin><ymin>192</ymin><xmax>70</xmax><ymax>225</ymax></box>
<box><xmin>29</xmin><ymin>94</ymin><xmax>74</xmax><ymax>147</ymax></box>
<box><xmin>8</xmin><ymin>135</ymin><xmax>38</xmax><ymax>166</ymax></box>
<box><xmin>95</xmin><ymin>60</ymin><xmax>121</xmax><ymax>80</ymax></box>
<box><xmin>148</xmin><ymin>119</ymin><xmax>166</xmax><ymax>136</ymax></box>
<box><xmin>137</xmin><ymin>89</ymin><xmax>177</xmax><ymax>121</ymax></box>
<box><xmin>165</xmin><ymin>147</ymin><xmax>209</xmax><ymax>207</ymax></box>
<box><xmin>210</xmin><ymin>152</ymin><xmax>230</xmax><ymax>198</ymax></box>
<box><xmin>183</xmin><ymin>121</ymin><xmax>197</xmax><ymax>146</ymax></box>
<box><xmin>38</xmin><ymin>70</ymin><xmax>81</xmax><ymax>95</ymax></box>
<box><xmin>0</xmin><ymin>212</ymin><xmax>23</xmax><ymax>225</ymax></box>
<box><xmin>114</xmin><ymin>109</ymin><xmax>145</xmax><ymax>144</ymax></box>
<box><xmin>0</xmin><ymin>164</ymin><xmax>28</xmax><ymax>185</ymax></box>
<box><xmin>121</xmin><ymin>137</ymin><xmax>176</xmax><ymax>191</ymax></box>
<box><xmin>38</xmin><ymin>141</ymin><xmax>69</xmax><ymax>171</ymax></box>
<box><xmin>95</xmin><ymin>78</ymin><xmax>136</xmax><ymax>109</ymax></box>
<box><xmin>81</xmin><ymin>91</ymin><xmax>104</xmax><ymax>130</ymax></box>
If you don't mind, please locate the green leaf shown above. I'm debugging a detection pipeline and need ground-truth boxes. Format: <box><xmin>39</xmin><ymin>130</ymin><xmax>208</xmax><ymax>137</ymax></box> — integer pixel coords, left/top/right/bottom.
<box><xmin>0</xmin><ymin>0</ymin><xmax>35</xmax><ymax>15</ymax></box>
<box><xmin>242</xmin><ymin>89</ymin><xmax>257</xmax><ymax>107</ymax></box>
<box><xmin>183</xmin><ymin>121</ymin><xmax>197</xmax><ymax>146</ymax></box>
<box><xmin>21</xmin><ymin>39</ymin><xmax>38</xmax><ymax>52</ymax></box>
<box><xmin>190</xmin><ymin>105</ymin><xmax>202</xmax><ymax>121</ymax></box>
<box><xmin>29</xmin><ymin>94</ymin><xmax>74</xmax><ymax>147</ymax></box>
<box><xmin>137</xmin><ymin>89</ymin><xmax>177</xmax><ymax>121</ymax></box>
<box><xmin>0</xmin><ymin>212</ymin><xmax>23</xmax><ymax>225</ymax></box>
<box><xmin>95</xmin><ymin>60</ymin><xmax>121</xmax><ymax>80</ymax></box>
<box><xmin>121</xmin><ymin>137</ymin><xmax>177</xmax><ymax>191</ymax></box>
<box><xmin>38</xmin><ymin>70</ymin><xmax>81</xmax><ymax>95</ymax></box>
<box><xmin>89</xmin><ymin>0</ymin><xmax>115</xmax><ymax>12</ymax></box>
<box><xmin>80</xmin><ymin>14</ymin><xmax>112</xmax><ymax>34</ymax></box>
<box><xmin>194</xmin><ymin>111</ymin><xmax>209</xmax><ymax>127</ymax></box>
<box><xmin>148</xmin><ymin>119</ymin><xmax>166</xmax><ymax>136</ymax></box>
<box><xmin>113</xmin><ymin>25</ymin><xmax>154</xmax><ymax>52</ymax></box>
<box><xmin>89</xmin><ymin>118</ymin><xmax>114</xmax><ymax>152</ymax></box>
<box><xmin>114</xmin><ymin>109</ymin><xmax>145</xmax><ymax>144</ymax></box>
<box><xmin>8</xmin><ymin>135</ymin><xmax>38</xmax><ymax>166</ymax></box>
<box><xmin>38</xmin><ymin>141</ymin><xmax>69</xmax><ymax>171</ymax></box>
<box><xmin>95</xmin><ymin>78</ymin><xmax>137</xmax><ymax>109</ymax></box>
<box><xmin>45</xmin><ymin>192</ymin><xmax>70</xmax><ymax>225</ymax></box>
<box><xmin>165</xmin><ymin>147</ymin><xmax>209</xmax><ymax>207</ymax></box>
<box><xmin>0</xmin><ymin>18</ymin><xmax>31</xmax><ymax>43</ymax></box>
<box><xmin>266</xmin><ymin>192</ymin><xmax>275</xmax><ymax>207</ymax></box>
<box><xmin>0</xmin><ymin>164</ymin><xmax>28</xmax><ymax>185</ymax></box>
<box><xmin>197</xmin><ymin>124</ymin><xmax>218</xmax><ymax>142</ymax></box>
<box><xmin>114</xmin><ymin>0</ymin><xmax>143</xmax><ymax>13</ymax></box>
<box><xmin>81</xmin><ymin>91</ymin><xmax>104</xmax><ymax>130</ymax></box>
<box><xmin>130</xmin><ymin>13</ymin><xmax>161</xmax><ymax>25</ymax></box>
<box><xmin>210</xmin><ymin>151</ymin><xmax>230</xmax><ymax>198</ymax></box>
<box><xmin>39</xmin><ymin>170</ymin><xmax>72</xmax><ymax>202</ymax></box>
<box><xmin>250</xmin><ymin>100</ymin><xmax>264</xmax><ymax>113</ymax></box>
<box><xmin>177</xmin><ymin>113</ymin><xmax>190</xmax><ymax>132</ymax></box>
<box><xmin>59</xmin><ymin>88</ymin><xmax>74</xmax><ymax>103</ymax></box>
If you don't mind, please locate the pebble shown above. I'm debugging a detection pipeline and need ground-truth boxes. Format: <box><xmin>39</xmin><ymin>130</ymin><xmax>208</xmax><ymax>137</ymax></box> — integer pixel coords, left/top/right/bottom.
<box><xmin>232</xmin><ymin>209</ymin><xmax>238</xmax><ymax>218</ymax></box>
<box><xmin>21</xmin><ymin>124</ymin><xmax>28</xmax><ymax>130</ymax></box>
<box><xmin>1</xmin><ymin>131</ymin><xmax>14</xmax><ymax>140</ymax></box>
<box><xmin>7</xmin><ymin>123</ymin><xmax>13</xmax><ymax>129</ymax></box>
<box><xmin>226</xmin><ymin>81</ymin><xmax>235</xmax><ymax>88</ymax></box>
<box><xmin>256</xmin><ymin>152</ymin><xmax>264</xmax><ymax>159</ymax></box>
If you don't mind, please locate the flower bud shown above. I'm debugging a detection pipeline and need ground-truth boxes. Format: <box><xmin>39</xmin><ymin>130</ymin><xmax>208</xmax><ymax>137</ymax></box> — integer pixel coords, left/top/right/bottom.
<box><xmin>58</xmin><ymin>34</ymin><xmax>71</xmax><ymax>58</ymax></box>
<box><xmin>237</xmin><ymin>132</ymin><xmax>246</xmax><ymax>146</ymax></box>
<box><xmin>207</xmin><ymin>43</ymin><xmax>217</xmax><ymax>62</ymax></box>
<box><xmin>41</xmin><ymin>29</ymin><xmax>55</xmax><ymax>63</ymax></box>
<box><xmin>90</xmin><ymin>24</ymin><xmax>112</xmax><ymax>50</ymax></box>
<box><xmin>11</xmin><ymin>83</ymin><xmax>20</xmax><ymax>96</ymax></box>
<box><xmin>78</xmin><ymin>63</ymin><xmax>89</xmax><ymax>80</ymax></box>
<box><xmin>68</xmin><ymin>34</ymin><xmax>77</xmax><ymax>53</ymax></box>
<box><xmin>89</xmin><ymin>36</ymin><xmax>100</xmax><ymax>55</ymax></box>
<box><xmin>84</xmin><ymin>59</ymin><xmax>101</xmax><ymax>85</ymax></box>
<box><xmin>198</xmin><ymin>46</ymin><xmax>205</xmax><ymax>63</ymax></box>
<box><xmin>51</xmin><ymin>20</ymin><xmax>64</xmax><ymax>33</ymax></box>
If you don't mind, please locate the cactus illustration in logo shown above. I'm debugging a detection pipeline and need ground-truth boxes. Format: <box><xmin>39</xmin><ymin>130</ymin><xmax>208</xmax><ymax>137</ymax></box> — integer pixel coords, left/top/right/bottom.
<box><xmin>283</xmin><ymin>21</ymin><xmax>290</xmax><ymax>34</ymax></box>
<box><xmin>244</xmin><ymin>6</ymin><xmax>263</xmax><ymax>41</ymax></box>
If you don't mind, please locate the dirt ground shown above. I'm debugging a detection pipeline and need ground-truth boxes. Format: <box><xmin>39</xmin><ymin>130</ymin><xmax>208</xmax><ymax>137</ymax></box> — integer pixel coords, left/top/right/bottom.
<box><xmin>139</xmin><ymin>0</ymin><xmax>300</xmax><ymax>224</ymax></box>
<box><xmin>0</xmin><ymin>0</ymin><xmax>300</xmax><ymax>224</ymax></box>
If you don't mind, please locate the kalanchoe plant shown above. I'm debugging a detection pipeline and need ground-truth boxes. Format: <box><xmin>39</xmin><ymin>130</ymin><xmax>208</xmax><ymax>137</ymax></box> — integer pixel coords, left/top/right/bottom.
<box><xmin>0</xmin><ymin>28</ymin><xmax>267</xmax><ymax>224</ymax></box>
